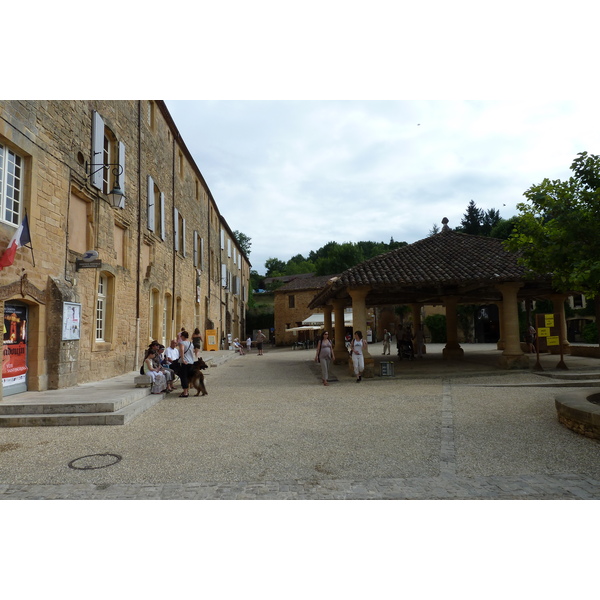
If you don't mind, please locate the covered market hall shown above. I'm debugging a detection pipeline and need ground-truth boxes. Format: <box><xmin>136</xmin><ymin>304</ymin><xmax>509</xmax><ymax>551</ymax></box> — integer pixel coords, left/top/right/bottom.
<box><xmin>308</xmin><ymin>219</ymin><xmax>568</xmax><ymax>376</ymax></box>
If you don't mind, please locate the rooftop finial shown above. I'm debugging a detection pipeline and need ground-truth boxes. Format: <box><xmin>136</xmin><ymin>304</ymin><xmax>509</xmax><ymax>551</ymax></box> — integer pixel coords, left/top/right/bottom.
<box><xmin>441</xmin><ymin>217</ymin><xmax>450</xmax><ymax>232</ymax></box>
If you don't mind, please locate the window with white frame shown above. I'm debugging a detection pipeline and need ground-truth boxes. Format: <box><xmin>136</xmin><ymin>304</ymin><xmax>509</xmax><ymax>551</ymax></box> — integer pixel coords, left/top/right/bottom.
<box><xmin>174</xmin><ymin>208</ymin><xmax>186</xmax><ymax>255</ymax></box>
<box><xmin>96</xmin><ymin>274</ymin><xmax>107</xmax><ymax>341</ymax></box>
<box><xmin>147</xmin><ymin>175</ymin><xmax>165</xmax><ymax>239</ymax></box>
<box><xmin>0</xmin><ymin>143</ymin><xmax>24</xmax><ymax>226</ymax></box>
<box><xmin>91</xmin><ymin>111</ymin><xmax>125</xmax><ymax>205</ymax></box>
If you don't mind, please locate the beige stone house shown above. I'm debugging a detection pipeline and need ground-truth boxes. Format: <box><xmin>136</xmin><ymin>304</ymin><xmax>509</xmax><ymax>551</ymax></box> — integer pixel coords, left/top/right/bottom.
<box><xmin>274</xmin><ymin>274</ymin><xmax>338</xmax><ymax>346</ymax></box>
<box><xmin>0</xmin><ymin>101</ymin><xmax>250</xmax><ymax>397</ymax></box>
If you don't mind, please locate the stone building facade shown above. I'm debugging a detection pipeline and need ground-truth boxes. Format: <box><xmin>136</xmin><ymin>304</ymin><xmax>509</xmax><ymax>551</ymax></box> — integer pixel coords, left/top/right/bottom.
<box><xmin>274</xmin><ymin>275</ymin><xmax>337</xmax><ymax>346</ymax></box>
<box><xmin>0</xmin><ymin>101</ymin><xmax>250</xmax><ymax>397</ymax></box>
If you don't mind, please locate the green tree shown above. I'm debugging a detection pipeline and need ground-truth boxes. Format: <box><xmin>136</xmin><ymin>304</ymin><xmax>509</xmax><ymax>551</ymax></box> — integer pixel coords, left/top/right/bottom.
<box><xmin>489</xmin><ymin>216</ymin><xmax>519</xmax><ymax>240</ymax></box>
<box><xmin>424</xmin><ymin>314</ymin><xmax>446</xmax><ymax>343</ymax></box>
<box><xmin>264</xmin><ymin>257</ymin><xmax>286</xmax><ymax>277</ymax></box>
<box><xmin>459</xmin><ymin>200</ymin><xmax>484</xmax><ymax>235</ymax></box>
<box><xmin>505</xmin><ymin>151</ymin><xmax>600</xmax><ymax>343</ymax></box>
<box><xmin>232</xmin><ymin>230</ymin><xmax>251</xmax><ymax>256</ymax></box>
<box><xmin>481</xmin><ymin>208</ymin><xmax>501</xmax><ymax>236</ymax></box>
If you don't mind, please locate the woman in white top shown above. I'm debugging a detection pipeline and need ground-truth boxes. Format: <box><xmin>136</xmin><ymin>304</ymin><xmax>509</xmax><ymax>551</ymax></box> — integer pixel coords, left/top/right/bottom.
<box><xmin>351</xmin><ymin>330</ymin><xmax>367</xmax><ymax>382</ymax></box>
<box><xmin>177</xmin><ymin>330</ymin><xmax>196</xmax><ymax>397</ymax></box>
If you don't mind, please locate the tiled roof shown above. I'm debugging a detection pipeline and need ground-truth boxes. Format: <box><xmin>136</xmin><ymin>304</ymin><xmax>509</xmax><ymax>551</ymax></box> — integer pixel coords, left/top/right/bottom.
<box><xmin>309</xmin><ymin>229</ymin><xmax>553</xmax><ymax>308</ymax></box>
<box><xmin>276</xmin><ymin>274</ymin><xmax>339</xmax><ymax>292</ymax></box>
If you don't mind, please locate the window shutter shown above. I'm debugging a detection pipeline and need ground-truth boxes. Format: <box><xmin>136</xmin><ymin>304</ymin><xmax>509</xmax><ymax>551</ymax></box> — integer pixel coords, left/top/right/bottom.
<box><xmin>174</xmin><ymin>208</ymin><xmax>179</xmax><ymax>252</ymax></box>
<box><xmin>200</xmin><ymin>237</ymin><xmax>205</xmax><ymax>270</ymax></box>
<box><xmin>182</xmin><ymin>218</ymin><xmax>186</xmax><ymax>256</ymax></box>
<box><xmin>160</xmin><ymin>193</ymin><xmax>165</xmax><ymax>240</ymax></box>
<box><xmin>117</xmin><ymin>141</ymin><xmax>126</xmax><ymax>208</ymax></box>
<box><xmin>91</xmin><ymin>111</ymin><xmax>104</xmax><ymax>190</ymax></box>
<box><xmin>147</xmin><ymin>175</ymin><xmax>155</xmax><ymax>231</ymax></box>
<box><xmin>193</xmin><ymin>231</ymin><xmax>198</xmax><ymax>267</ymax></box>
<box><xmin>221</xmin><ymin>264</ymin><xmax>227</xmax><ymax>287</ymax></box>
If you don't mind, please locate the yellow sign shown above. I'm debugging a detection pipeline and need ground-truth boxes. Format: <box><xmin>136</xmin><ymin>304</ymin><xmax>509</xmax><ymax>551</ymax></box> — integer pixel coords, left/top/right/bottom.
<box><xmin>544</xmin><ymin>314</ymin><xmax>555</xmax><ymax>327</ymax></box>
<box><xmin>547</xmin><ymin>336</ymin><xmax>560</xmax><ymax>346</ymax></box>
<box><xmin>538</xmin><ymin>327</ymin><xmax>551</xmax><ymax>338</ymax></box>
<box><xmin>205</xmin><ymin>329</ymin><xmax>218</xmax><ymax>351</ymax></box>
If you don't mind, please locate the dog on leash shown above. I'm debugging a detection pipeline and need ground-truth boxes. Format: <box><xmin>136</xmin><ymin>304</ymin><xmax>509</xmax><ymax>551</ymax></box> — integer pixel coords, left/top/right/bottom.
<box><xmin>189</xmin><ymin>357</ymin><xmax>209</xmax><ymax>396</ymax></box>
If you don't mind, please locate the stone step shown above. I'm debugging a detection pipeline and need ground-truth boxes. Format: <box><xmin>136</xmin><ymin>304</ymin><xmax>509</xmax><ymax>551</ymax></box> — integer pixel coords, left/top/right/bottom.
<box><xmin>0</xmin><ymin>390</ymin><xmax>164</xmax><ymax>427</ymax></box>
<box><xmin>0</xmin><ymin>386</ymin><xmax>151</xmax><ymax>415</ymax></box>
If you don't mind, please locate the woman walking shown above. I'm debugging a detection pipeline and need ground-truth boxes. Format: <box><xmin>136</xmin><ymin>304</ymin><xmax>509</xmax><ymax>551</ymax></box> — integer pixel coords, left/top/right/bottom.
<box><xmin>315</xmin><ymin>331</ymin><xmax>335</xmax><ymax>386</ymax></box>
<box><xmin>351</xmin><ymin>330</ymin><xmax>367</xmax><ymax>382</ymax></box>
<box><xmin>192</xmin><ymin>327</ymin><xmax>203</xmax><ymax>359</ymax></box>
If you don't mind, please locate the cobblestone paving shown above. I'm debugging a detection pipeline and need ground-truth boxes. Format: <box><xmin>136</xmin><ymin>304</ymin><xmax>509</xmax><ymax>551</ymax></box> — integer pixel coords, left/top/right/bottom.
<box><xmin>1</xmin><ymin>473</ymin><xmax>599</xmax><ymax>499</ymax></box>
<box><xmin>1</xmin><ymin>344</ymin><xmax>599</xmax><ymax>500</ymax></box>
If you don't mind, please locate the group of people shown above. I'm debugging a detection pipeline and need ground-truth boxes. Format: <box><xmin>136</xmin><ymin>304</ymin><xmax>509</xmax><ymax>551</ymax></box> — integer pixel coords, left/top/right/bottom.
<box><xmin>381</xmin><ymin>325</ymin><xmax>425</xmax><ymax>359</ymax></box>
<box><xmin>141</xmin><ymin>327</ymin><xmax>205</xmax><ymax>398</ymax></box>
<box><xmin>315</xmin><ymin>324</ymin><xmax>430</xmax><ymax>386</ymax></box>
<box><xmin>315</xmin><ymin>330</ymin><xmax>367</xmax><ymax>385</ymax></box>
<box><xmin>233</xmin><ymin>330</ymin><xmax>267</xmax><ymax>356</ymax></box>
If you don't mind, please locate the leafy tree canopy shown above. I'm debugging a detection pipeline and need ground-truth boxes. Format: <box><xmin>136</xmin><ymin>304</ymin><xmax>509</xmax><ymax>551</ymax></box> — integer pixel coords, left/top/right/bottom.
<box><xmin>232</xmin><ymin>230</ymin><xmax>251</xmax><ymax>256</ymax></box>
<box><xmin>505</xmin><ymin>151</ymin><xmax>600</xmax><ymax>296</ymax></box>
<box><xmin>261</xmin><ymin>238</ymin><xmax>407</xmax><ymax>278</ymax></box>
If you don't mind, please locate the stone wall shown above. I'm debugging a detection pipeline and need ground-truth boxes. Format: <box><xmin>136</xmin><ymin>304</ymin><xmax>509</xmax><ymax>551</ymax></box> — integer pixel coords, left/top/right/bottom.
<box><xmin>0</xmin><ymin>100</ymin><xmax>250</xmax><ymax>392</ymax></box>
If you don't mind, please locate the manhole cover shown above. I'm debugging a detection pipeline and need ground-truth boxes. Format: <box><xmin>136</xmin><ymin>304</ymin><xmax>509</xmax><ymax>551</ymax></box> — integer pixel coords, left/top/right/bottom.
<box><xmin>68</xmin><ymin>453</ymin><xmax>122</xmax><ymax>470</ymax></box>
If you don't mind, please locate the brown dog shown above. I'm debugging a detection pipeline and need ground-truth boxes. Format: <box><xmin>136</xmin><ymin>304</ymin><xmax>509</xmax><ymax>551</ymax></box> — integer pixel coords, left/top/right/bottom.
<box><xmin>189</xmin><ymin>358</ymin><xmax>208</xmax><ymax>396</ymax></box>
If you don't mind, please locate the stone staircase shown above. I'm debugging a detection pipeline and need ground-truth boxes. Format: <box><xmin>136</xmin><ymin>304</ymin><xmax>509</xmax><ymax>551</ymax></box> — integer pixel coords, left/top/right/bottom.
<box><xmin>0</xmin><ymin>384</ymin><xmax>163</xmax><ymax>427</ymax></box>
<box><xmin>0</xmin><ymin>351</ymin><xmax>238</xmax><ymax>428</ymax></box>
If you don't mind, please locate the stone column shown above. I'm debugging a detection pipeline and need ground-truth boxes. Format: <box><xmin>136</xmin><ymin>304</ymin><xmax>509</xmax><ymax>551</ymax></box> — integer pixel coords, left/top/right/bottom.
<box><xmin>349</xmin><ymin>286</ymin><xmax>374</xmax><ymax>377</ymax></box>
<box><xmin>496</xmin><ymin>282</ymin><xmax>529</xmax><ymax>369</ymax></box>
<box><xmin>332</xmin><ymin>298</ymin><xmax>346</xmax><ymax>364</ymax></box>
<box><xmin>549</xmin><ymin>293</ymin><xmax>570</xmax><ymax>354</ymax></box>
<box><xmin>411</xmin><ymin>303</ymin><xmax>426</xmax><ymax>356</ymax></box>
<box><xmin>323</xmin><ymin>305</ymin><xmax>333</xmax><ymax>337</ymax></box>
<box><xmin>495</xmin><ymin>301</ymin><xmax>505</xmax><ymax>350</ymax></box>
<box><xmin>442</xmin><ymin>296</ymin><xmax>464</xmax><ymax>359</ymax></box>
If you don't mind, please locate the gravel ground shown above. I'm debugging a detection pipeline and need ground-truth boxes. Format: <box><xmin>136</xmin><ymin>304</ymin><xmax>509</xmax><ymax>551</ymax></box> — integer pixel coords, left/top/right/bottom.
<box><xmin>0</xmin><ymin>346</ymin><xmax>598</xmax><ymax>487</ymax></box>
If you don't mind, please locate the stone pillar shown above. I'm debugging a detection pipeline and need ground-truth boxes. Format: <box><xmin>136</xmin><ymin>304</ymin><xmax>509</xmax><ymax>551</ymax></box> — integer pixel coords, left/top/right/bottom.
<box><xmin>496</xmin><ymin>282</ymin><xmax>529</xmax><ymax>369</ymax></box>
<box><xmin>332</xmin><ymin>298</ymin><xmax>346</xmax><ymax>364</ymax></box>
<box><xmin>323</xmin><ymin>304</ymin><xmax>333</xmax><ymax>337</ymax></box>
<box><xmin>496</xmin><ymin>301</ymin><xmax>505</xmax><ymax>350</ymax></box>
<box><xmin>442</xmin><ymin>296</ymin><xmax>464</xmax><ymax>359</ymax></box>
<box><xmin>549</xmin><ymin>293</ymin><xmax>570</xmax><ymax>354</ymax></box>
<box><xmin>411</xmin><ymin>303</ymin><xmax>426</xmax><ymax>355</ymax></box>
<box><xmin>349</xmin><ymin>286</ymin><xmax>374</xmax><ymax>377</ymax></box>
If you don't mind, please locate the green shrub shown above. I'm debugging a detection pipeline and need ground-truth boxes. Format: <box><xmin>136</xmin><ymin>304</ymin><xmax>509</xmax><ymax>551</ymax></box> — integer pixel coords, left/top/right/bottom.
<box><xmin>582</xmin><ymin>322</ymin><xmax>599</xmax><ymax>344</ymax></box>
<box><xmin>424</xmin><ymin>314</ymin><xmax>447</xmax><ymax>343</ymax></box>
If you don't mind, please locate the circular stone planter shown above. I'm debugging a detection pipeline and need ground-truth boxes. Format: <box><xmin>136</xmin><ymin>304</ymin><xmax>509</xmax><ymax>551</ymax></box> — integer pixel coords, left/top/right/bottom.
<box><xmin>555</xmin><ymin>389</ymin><xmax>600</xmax><ymax>440</ymax></box>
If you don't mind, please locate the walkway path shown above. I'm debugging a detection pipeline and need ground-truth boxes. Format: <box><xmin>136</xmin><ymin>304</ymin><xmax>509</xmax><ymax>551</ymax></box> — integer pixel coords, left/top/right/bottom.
<box><xmin>1</xmin><ymin>344</ymin><xmax>599</xmax><ymax>499</ymax></box>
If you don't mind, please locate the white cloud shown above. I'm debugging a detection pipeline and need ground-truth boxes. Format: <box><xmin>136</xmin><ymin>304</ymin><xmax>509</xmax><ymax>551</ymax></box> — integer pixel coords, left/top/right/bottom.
<box><xmin>165</xmin><ymin>99</ymin><xmax>600</xmax><ymax>272</ymax></box>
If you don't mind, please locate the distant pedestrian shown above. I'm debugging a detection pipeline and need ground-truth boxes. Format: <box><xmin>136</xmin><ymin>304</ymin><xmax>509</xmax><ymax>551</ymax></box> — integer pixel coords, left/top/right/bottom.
<box><xmin>192</xmin><ymin>327</ymin><xmax>203</xmax><ymax>359</ymax></box>
<box><xmin>315</xmin><ymin>331</ymin><xmax>335</xmax><ymax>386</ymax></box>
<box><xmin>351</xmin><ymin>330</ymin><xmax>367</xmax><ymax>382</ymax></box>
<box><xmin>246</xmin><ymin>335</ymin><xmax>252</xmax><ymax>353</ymax></box>
<box><xmin>382</xmin><ymin>329</ymin><xmax>391</xmax><ymax>355</ymax></box>
<box><xmin>528</xmin><ymin>324</ymin><xmax>536</xmax><ymax>353</ymax></box>
<box><xmin>256</xmin><ymin>330</ymin><xmax>267</xmax><ymax>356</ymax></box>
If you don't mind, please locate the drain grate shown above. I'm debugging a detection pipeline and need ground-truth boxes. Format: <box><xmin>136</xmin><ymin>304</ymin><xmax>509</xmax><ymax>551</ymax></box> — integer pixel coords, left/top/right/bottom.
<box><xmin>68</xmin><ymin>453</ymin><xmax>122</xmax><ymax>470</ymax></box>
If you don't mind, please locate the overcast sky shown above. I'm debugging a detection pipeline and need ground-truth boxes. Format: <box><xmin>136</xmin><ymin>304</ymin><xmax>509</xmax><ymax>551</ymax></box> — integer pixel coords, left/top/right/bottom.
<box><xmin>165</xmin><ymin>100</ymin><xmax>600</xmax><ymax>273</ymax></box>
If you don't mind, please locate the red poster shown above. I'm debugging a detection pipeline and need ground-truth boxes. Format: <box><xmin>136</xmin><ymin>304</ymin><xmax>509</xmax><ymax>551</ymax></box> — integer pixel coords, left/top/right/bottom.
<box><xmin>3</xmin><ymin>305</ymin><xmax>28</xmax><ymax>387</ymax></box>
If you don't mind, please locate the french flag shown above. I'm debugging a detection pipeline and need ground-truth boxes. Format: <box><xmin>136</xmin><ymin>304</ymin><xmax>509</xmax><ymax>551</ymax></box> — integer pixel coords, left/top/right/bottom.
<box><xmin>0</xmin><ymin>216</ymin><xmax>31</xmax><ymax>271</ymax></box>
